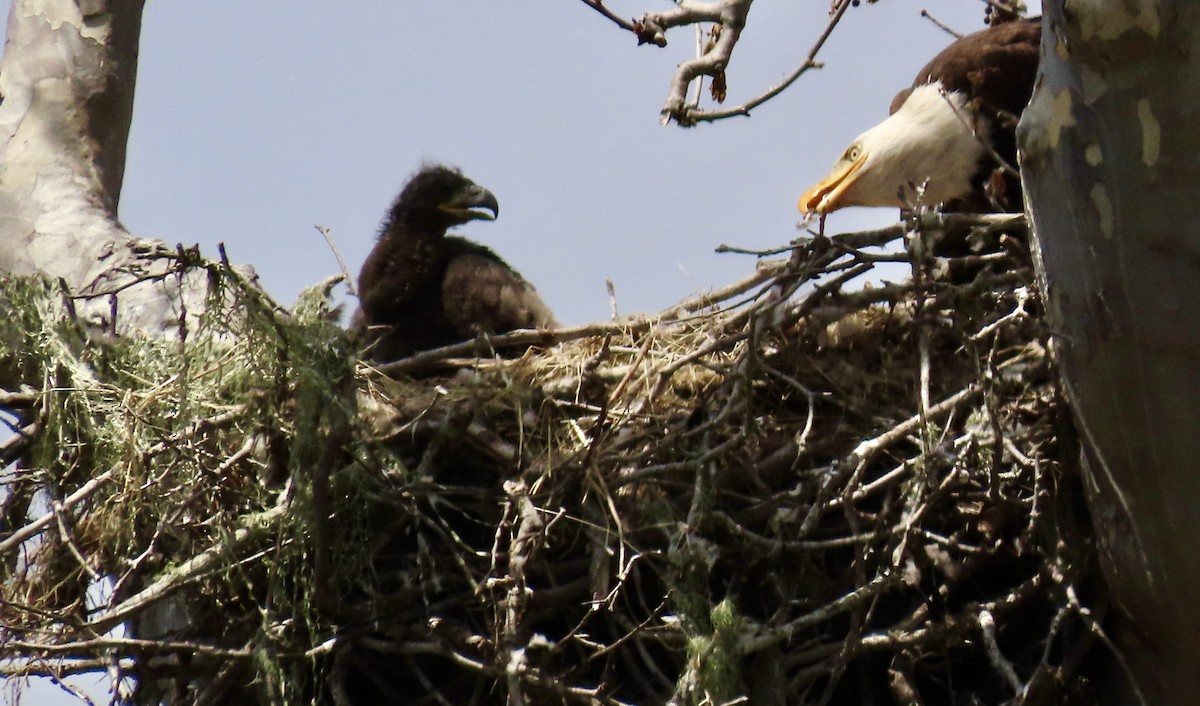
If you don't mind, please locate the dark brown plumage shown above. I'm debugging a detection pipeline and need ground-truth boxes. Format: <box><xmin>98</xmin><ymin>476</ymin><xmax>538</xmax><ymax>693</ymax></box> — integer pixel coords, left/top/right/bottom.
<box><xmin>353</xmin><ymin>165</ymin><xmax>558</xmax><ymax>362</ymax></box>
<box><xmin>897</xmin><ymin>17</ymin><xmax>1040</xmax><ymax>212</ymax></box>
<box><xmin>891</xmin><ymin>18</ymin><xmax>1040</xmax><ymax>120</ymax></box>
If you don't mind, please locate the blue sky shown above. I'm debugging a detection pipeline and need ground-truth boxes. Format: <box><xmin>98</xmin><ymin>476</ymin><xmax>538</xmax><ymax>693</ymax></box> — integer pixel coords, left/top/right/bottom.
<box><xmin>112</xmin><ymin>1</ymin><xmax>1027</xmax><ymax>325</ymax></box>
<box><xmin>4</xmin><ymin>1</ymin><xmax>1038</xmax><ymax>702</ymax></box>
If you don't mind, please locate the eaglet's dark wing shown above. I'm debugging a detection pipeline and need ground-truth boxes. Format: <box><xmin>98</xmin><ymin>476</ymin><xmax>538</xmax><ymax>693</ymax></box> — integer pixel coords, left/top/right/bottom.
<box><xmin>441</xmin><ymin>239</ymin><xmax>558</xmax><ymax>339</ymax></box>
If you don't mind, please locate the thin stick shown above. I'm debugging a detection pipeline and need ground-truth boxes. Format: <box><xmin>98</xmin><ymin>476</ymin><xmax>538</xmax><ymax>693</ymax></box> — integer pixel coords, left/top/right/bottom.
<box><xmin>86</xmin><ymin>503</ymin><xmax>289</xmax><ymax>634</ymax></box>
<box><xmin>315</xmin><ymin>225</ymin><xmax>357</xmax><ymax>297</ymax></box>
<box><xmin>374</xmin><ymin>256</ymin><xmax>796</xmax><ymax>376</ymax></box>
<box><xmin>920</xmin><ymin>10</ymin><xmax>962</xmax><ymax>38</ymax></box>
<box><xmin>0</xmin><ymin>471</ymin><xmax>113</xmax><ymax>554</ymax></box>
<box><xmin>577</xmin><ymin>0</ymin><xmax>640</xmax><ymax>34</ymax></box>
<box><xmin>938</xmin><ymin>87</ymin><xmax>1019</xmax><ymax>178</ymax></box>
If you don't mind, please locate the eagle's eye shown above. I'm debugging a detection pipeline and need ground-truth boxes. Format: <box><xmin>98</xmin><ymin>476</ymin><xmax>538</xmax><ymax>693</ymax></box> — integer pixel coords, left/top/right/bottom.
<box><xmin>844</xmin><ymin>144</ymin><xmax>862</xmax><ymax>162</ymax></box>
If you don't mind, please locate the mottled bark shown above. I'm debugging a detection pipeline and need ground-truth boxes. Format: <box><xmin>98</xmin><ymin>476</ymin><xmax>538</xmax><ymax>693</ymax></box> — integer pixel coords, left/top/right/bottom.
<box><xmin>1019</xmin><ymin>3</ymin><xmax>1200</xmax><ymax>703</ymax></box>
<box><xmin>0</xmin><ymin>0</ymin><xmax>207</xmax><ymax>339</ymax></box>
<box><xmin>0</xmin><ymin>1</ymin><xmax>232</xmax><ymax>691</ymax></box>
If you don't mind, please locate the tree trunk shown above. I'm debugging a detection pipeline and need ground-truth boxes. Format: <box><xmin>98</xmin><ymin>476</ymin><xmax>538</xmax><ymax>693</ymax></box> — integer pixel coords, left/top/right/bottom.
<box><xmin>0</xmin><ymin>3</ymin><xmax>235</xmax><ymax>697</ymax></box>
<box><xmin>0</xmin><ymin>0</ymin><xmax>206</xmax><ymax>338</ymax></box>
<box><xmin>1019</xmin><ymin>3</ymin><xmax>1200</xmax><ymax>703</ymax></box>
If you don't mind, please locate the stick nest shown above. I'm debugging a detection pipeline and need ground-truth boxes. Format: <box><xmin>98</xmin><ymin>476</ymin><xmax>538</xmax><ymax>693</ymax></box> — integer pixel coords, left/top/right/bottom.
<box><xmin>0</xmin><ymin>215</ymin><xmax>1103</xmax><ymax>705</ymax></box>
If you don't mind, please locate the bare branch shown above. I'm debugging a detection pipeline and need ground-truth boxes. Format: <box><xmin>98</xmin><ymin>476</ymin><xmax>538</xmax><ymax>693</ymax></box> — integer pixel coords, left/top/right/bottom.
<box><xmin>6</xmin><ymin>637</ymin><xmax>254</xmax><ymax>661</ymax></box>
<box><xmin>582</xmin><ymin>0</ymin><xmax>859</xmax><ymax>125</ymax></box>
<box><xmin>577</xmin><ymin>0</ymin><xmax>641</xmax><ymax>36</ymax></box>
<box><xmin>978</xmin><ymin>609</ymin><xmax>1022</xmax><ymax>693</ymax></box>
<box><xmin>373</xmin><ymin>257</ymin><xmax>792</xmax><ymax>376</ymax></box>
<box><xmin>315</xmin><ymin>225</ymin><xmax>357</xmax><ymax>297</ymax></box>
<box><xmin>681</xmin><ymin>0</ymin><xmax>854</xmax><ymax>125</ymax></box>
<box><xmin>653</xmin><ymin>0</ymin><xmax>754</xmax><ymax>125</ymax></box>
<box><xmin>920</xmin><ymin>10</ymin><xmax>963</xmax><ymax>39</ymax></box>
<box><xmin>0</xmin><ymin>658</ymin><xmax>134</xmax><ymax>678</ymax></box>
<box><xmin>636</xmin><ymin>0</ymin><xmax>729</xmax><ymax>48</ymax></box>
<box><xmin>739</xmin><ymin>571</ymin><xmax>902</xmax><ymax>654</ymax></box>
<box><xmin>85</xmin><ymin>503</ymin><xmax>289</xmax><ymax>634</ymax></box>
<box><xmin>0</xmin><ymin>471</ymin><xmax>114</xmax><ymax>555</ymax></box>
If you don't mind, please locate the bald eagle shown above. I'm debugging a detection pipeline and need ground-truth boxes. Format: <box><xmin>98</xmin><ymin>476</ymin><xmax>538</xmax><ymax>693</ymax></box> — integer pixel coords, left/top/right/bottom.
<box><xmin>353</xmin><ymin>165</ymin><xmax>558</xmax><ymax>362</ymax></box>
<box><xmin>799</xmin><ymin>18</ymin><xmax>1040</xmax><ymax>216</ymax></box>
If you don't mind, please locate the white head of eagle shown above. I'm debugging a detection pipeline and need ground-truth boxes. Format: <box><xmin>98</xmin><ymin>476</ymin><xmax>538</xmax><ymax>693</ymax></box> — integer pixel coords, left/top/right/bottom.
<box><xmin>800</xmin><ymin>83</ymin><xmax>989</xmax><ymax>213</ymax></box>
<box><xmin>798</xmin><ymin>18</ymin><xmax>1040</xmax><ymax>216</ymax></box>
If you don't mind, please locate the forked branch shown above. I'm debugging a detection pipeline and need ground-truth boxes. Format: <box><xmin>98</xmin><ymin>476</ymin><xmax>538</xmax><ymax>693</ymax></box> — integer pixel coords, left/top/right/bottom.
<box><xmin>578</xmin><ymin>0</ymin><xmax>858</xmax><ymax>126</ymax></box>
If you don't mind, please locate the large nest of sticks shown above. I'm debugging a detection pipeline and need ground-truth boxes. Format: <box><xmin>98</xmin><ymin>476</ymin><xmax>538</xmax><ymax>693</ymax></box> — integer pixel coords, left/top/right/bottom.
<box><xmin>0</xmin><ymin>214</ymin><xmax>1105</xmax><ymax>705</ymax></box>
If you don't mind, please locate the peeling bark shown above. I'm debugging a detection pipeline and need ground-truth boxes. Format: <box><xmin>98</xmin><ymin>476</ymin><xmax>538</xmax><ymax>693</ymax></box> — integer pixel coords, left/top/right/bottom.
<box><xmin>0</xmin><ymin>4</ymin><xmax>242</xmax><ymax>690</ymax></box>
<box><xmin>0</xmin><ymin>0</ymin><xmax>210</xmax><ymax>338</ymax></box>
<box><xmin>636</xmin><ymin>0</ymin><xmax>754</xmax><ymax>125</ymax></box>
<box><xmin>1019</xmin><ymin>2</ymin><xmax>1200</xmax><ymax>703</ymax></box>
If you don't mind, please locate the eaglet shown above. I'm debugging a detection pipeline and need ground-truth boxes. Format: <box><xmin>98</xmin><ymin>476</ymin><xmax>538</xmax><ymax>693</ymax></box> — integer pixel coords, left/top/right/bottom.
<box><xmin>353</xmin><ymin>165</ymin><xmax>558</xmax><ymax>362</ymax></box>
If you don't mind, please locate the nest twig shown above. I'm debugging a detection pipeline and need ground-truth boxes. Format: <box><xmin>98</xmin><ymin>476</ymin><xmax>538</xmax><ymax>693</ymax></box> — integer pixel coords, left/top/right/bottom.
<box><xmin>0</xmin><ymin>213</ymin><xmax>1101</xmax><ymax>705</ymax></box>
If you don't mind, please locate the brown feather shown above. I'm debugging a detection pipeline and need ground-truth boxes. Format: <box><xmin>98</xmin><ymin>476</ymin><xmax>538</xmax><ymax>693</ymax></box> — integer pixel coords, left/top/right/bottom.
<box><xmin>900</xmin><ymin>19</ymin><xmax>1041</xmax><ymax>212</ymax></box>
<box><xmin>904</xmin><ymin>19</ymin><xmax>1041</xmax><ymax>123</ymax></box>
<box><xmin>352</xmin><ymin>166</ymin><xmax>557</xmax><ymax>363</ymax></box>
<box><xmin>441</xmin><ymin>239</ymin><xmax>558</xmax><ymax>339</ymax></box>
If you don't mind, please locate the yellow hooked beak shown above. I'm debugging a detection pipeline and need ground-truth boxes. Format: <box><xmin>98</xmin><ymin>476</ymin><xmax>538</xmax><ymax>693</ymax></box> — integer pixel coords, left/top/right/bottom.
<box><xmin>798</xmin><ymin>150</ymin><xmax>867</xmax><ymax>215</ymax></box>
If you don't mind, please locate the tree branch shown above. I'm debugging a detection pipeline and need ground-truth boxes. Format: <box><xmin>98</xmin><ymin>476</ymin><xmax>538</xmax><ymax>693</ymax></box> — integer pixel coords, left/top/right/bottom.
<box><xmin>577</xmin><ymin>0</ymin><xmax>641</xmax><ymax>36</ymax></box>
<box><xmin>578</xmin><ymin>0</ymin><xmax>864</xmax><ymax>126</ymax></box>
<box><xmin>0</xmin><ymin>470</ymin><xmax>113</xmax><ymax>555</ymax></box>
<box><xmin>651</xmin><ymin>0</ymin><xmax>754</xmax><ymax>125</ymax></box>
<box><xmin>86</xmin><ymin>503</ymin><xmax>288</xmax><ymax>634</ymax></box>
<box><xmin>681</xmin><ymin>0</ymin><xmax>853</xmax><ymax>125</ymax></box>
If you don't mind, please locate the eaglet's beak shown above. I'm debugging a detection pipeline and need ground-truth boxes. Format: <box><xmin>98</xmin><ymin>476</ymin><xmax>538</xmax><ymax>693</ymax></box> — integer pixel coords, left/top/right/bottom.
<box><xmin>798</xmin><ymin>149</ymin><xmax>868</xmax><ymax>215</ymax></box>
<box><xmin>440</xmin><ymin>184</ymin><xmax>500</xmax><ymax>222</ymax></box>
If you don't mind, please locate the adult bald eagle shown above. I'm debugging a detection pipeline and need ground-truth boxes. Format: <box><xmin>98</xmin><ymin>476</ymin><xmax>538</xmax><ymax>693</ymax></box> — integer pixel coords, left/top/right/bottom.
<box><xmin>353</xmin><ymin>165</ymin><xmax>558</xmax><ymax>362</ymax></box>
<box><xmin>799</xmin><ymin>18</ymin><xmax>1040</xmax><ymax>216</ymax></box>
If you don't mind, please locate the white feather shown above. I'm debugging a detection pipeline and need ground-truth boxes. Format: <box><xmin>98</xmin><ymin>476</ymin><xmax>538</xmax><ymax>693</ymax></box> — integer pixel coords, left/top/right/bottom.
<box><xmin>843</xmin><ymin>82</ymin><xmax>989</xmax><ymax>209</ymax></box>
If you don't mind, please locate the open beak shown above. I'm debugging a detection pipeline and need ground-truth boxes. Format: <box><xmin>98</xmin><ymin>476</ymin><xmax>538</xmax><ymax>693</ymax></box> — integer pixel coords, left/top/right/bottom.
<box><xmin>440</xmin><ymin>184</ymin><xmax>500</xmax><ymax>222</ymax></box>
<box><xmin>798</xmin><ymin>152</ymin><xmax>867</xmax><ymax>215</ymax></box>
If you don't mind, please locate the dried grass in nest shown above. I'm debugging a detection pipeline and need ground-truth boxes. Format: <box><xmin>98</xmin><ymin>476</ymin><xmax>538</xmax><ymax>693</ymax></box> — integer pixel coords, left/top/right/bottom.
<box><xmin>0</xmin><ymin>214</ymin><xmax>1103</xmax><ymax>705</ymax></box>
